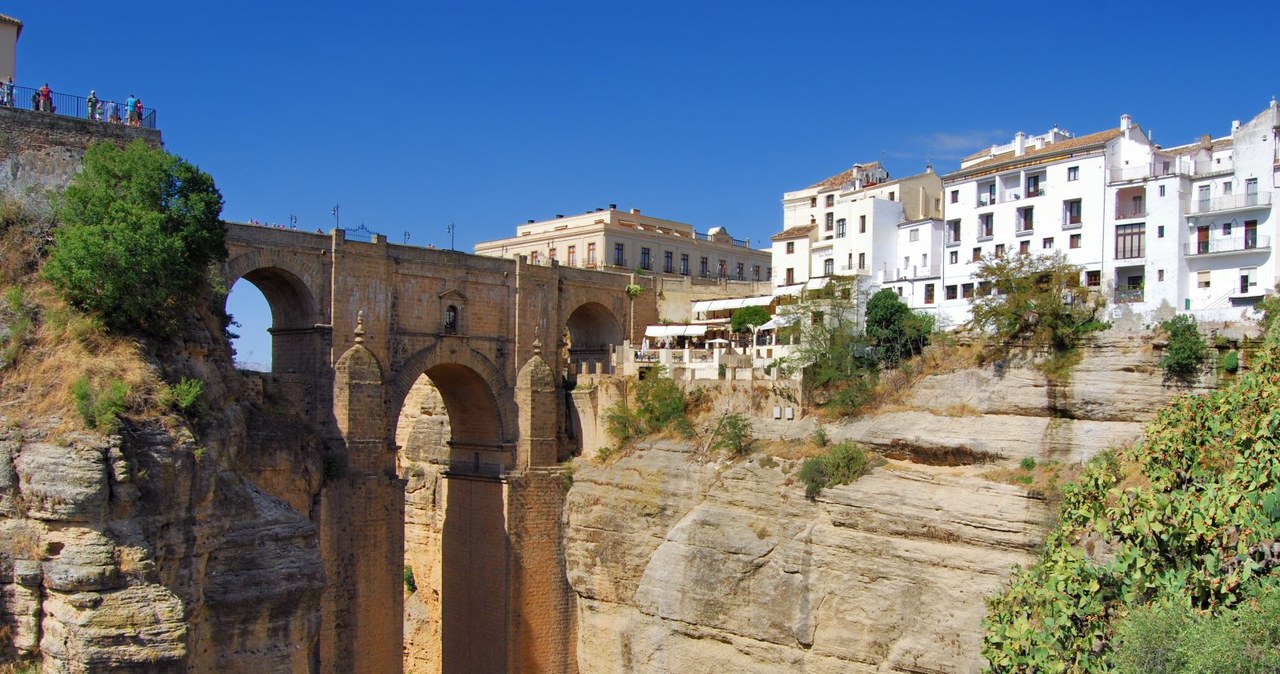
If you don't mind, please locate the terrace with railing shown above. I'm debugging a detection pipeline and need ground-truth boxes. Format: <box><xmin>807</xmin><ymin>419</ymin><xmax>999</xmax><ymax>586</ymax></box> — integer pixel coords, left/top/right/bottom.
<box><xmin>6</xmin><ymin>83</ymin><xmax>157</xmax><ymax>128</ymax></box>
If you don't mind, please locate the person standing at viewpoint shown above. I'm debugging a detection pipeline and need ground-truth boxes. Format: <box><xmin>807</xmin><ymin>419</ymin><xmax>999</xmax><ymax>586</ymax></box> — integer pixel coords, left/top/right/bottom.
<box><xmin>125</xmin><ymin>93</ymin><xmax>137</xmax><ymax>125</ymax></box>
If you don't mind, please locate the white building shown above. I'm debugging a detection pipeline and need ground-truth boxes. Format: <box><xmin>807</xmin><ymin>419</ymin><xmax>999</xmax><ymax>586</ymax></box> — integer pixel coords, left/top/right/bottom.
<box><xmin>771</xmin><ymin>162</ymin><xmax>943</xmax><ymax>300</ymax></box>
<box><xmin>936</xmin><ymin>101</ymin><xmax>1280</xmax><ymax>326</ymax></box>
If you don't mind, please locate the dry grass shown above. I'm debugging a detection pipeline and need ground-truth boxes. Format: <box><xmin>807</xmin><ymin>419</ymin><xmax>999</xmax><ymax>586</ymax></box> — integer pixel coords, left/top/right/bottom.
<box><xmin>0</xmin><ymin>520</ymin><xmax>46</xmax><ymax>561</ymax></box>
<box><xmin>985</xmin><ymin>460</ymin><xmax>1082</xmax><ymax>497</ymax></box>
<box><xmin>0</xmin><ymin>282</ymin><xmax>170</xmax><ymax>432</ymax></box>
<box><xmin>940</xmin><ymin>403</ymin><xmax>983</xmax><ymax>417</ymax></box>
<box><xmin>114</xmin><ymin>545</ymin><xmax>154</xmax><ymax>579</ymax></box>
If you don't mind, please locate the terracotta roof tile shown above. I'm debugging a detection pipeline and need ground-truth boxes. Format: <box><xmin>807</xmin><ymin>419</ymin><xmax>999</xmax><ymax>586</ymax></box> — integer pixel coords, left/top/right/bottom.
<box><xmin>948</xmin><ymin>129</ymin><xmax>1123</xmax><ymax>179</ymax></box>
<box><xmin>771</xmin><ymin>225</ymin><xmax>816</xmax><ymax>241</ymax></box>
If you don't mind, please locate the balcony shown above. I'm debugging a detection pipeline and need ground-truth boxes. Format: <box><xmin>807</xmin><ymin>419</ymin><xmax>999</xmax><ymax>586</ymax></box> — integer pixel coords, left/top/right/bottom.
<box><xmin>976</xmin><ymin>196</ymin><xmax>994</xmax><ymax>208</ymax></box>
<box><xmin>1187</xmin><ymin>192</ymin><xmax>1271</xmax><ymax>216</ymax></box>
<box><xmin>1015</xmin><ymin>220</ymin><xmax>1034</xmax><ymax>236</ymax></box>
<box><xmin>892</xmin><ymin>264</ymin><xmax>941</xmax><ymax>280</ymax></box>
<box><xmin>1024</xmin><ymin>186</ymin><xmax>1046</xmax><ymax>198</ymax></box>
<box><xmin>1114</xmin><ymin>287</ymin><xmax>1144</xmax><ymax>304</ymax></box>
<box><xmin>1185</xmin><ymin>234</ymin><xmax>1270</xmax><ymax>256</ymax></box>
<box><xmin>1108</xmin><ymin>163</ymin><xmax>1186</xmax><ymax>183</ymax></box>
<box><xmin>1062</xmin><ymin>215</ymin><xmax>1083</xmax><ymax>230</ymax></box>
<box><xmin>1194</xmin><ymin>157</ymin><xmax>1234</xmax><ymax>176</ymax></box>
<box><xmin>1115</xmin><ymin>206</ymin><xmax>1146</xmax><ymax>220</ymax></box>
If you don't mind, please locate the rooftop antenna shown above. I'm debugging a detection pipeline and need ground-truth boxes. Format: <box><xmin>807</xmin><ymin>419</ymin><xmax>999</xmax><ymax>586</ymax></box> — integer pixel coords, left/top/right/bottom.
<box><xmin>331</xmin><ymin>203</ymin><xmax>340</xmax><ymax>229</ymax></box>
<box><xmin>447</xmin><ymin>222</ymin><xmax>455</xmax><ymax>251</ymax></box>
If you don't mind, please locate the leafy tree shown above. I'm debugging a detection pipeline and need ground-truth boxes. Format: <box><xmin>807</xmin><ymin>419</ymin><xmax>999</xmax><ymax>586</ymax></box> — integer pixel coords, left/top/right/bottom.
<box><xmin>711</xmin><ymin>413</ymin><xmax>752</xmax><ymax>456</ymax></box>
<box><xmin>970</xmin><ymin>251</ymin><xmax>1105</xmax><ymax>352</ymax></box>
<box><xmin>777</xmin><ymin>276</ymin><xmax>873</xmax><ymax>387</ymax></box>
<box><xmin>43</xmin><ymin>140</ymin><xmax>225</xmax><ymax>338</ymax></box>
<box><xmin>1158</xmin><ymin>314</ymin><xmax>1208</xmax><ymax>385</ymax></box>
<box><xmin>730</xmin><ymin>305</ymin><xmax>770</xmax><ymax>333</ymax></box>
<box><xmin>864</xmin><ymin>288</ymin><xmax>934</xmax><ymax>366</ymax></box>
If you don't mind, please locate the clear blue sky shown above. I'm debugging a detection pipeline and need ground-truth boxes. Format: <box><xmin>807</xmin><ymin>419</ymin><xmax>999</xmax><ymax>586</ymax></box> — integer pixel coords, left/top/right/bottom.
<box><xmin>11</xmin><ymin>2</ymin><xmax>1276</xmax><ymax>367</ymax></box>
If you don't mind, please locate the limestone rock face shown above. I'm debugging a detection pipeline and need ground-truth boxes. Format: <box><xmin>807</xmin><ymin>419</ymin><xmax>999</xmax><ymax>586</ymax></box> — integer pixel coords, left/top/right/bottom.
<box><xmin>566</xmin><ymin>444</ymin><xmax>1045</xmax><ymax>673</ymax></box>
<box><xmin>566</xmin><ymin>330</ymin><xmax>1186</xmax><ymax>672</ymax></box>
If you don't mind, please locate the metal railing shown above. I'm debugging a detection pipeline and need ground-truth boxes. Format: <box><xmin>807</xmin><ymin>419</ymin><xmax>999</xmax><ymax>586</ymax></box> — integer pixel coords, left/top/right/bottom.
<box><xmin>1114</xmin><ymin>287</ymin><xmax>1144</xmax><ymax>304</ymax></box>
<box><xmin>1185</xmin><ymin>234</ymin><xmax>1270</xmax><ymax>256</ymax></box>
<box><xmin>892</xmin><ymin>264</ymin><xmax>941</xmax><ymax>280</ymax></box>
<box><xmin>5</xmin><ymin>84</ymin><xmax>157</xmax><ymax>129</ymax></box>
<box><xmin>1186</xmin><ymin>192</ymin><xmax>1271</xmax><ymax>215</ymax></box>
<box><xmin>1115</xmin><ymin>206</ymin><xmax>1146</xmax><ymax>220</ymax></box>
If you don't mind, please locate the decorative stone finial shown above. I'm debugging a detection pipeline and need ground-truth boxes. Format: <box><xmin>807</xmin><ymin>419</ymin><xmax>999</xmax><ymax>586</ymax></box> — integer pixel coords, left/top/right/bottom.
<box><xmin>354</xmin><ymin>310</ymin><xmax>365</xmax><ymax>344</ymax></box>
<box><xmin>532</xmin><ymin>336</ymin><xmax>542</xmax><ymax>356</ymax></box>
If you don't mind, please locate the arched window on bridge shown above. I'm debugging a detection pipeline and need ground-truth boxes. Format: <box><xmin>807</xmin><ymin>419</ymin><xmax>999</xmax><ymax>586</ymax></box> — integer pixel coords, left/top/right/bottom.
<box><xmin>444</xmin><ymin>305</ymin><xmax>459</xmax><ymax>334</ymax></box>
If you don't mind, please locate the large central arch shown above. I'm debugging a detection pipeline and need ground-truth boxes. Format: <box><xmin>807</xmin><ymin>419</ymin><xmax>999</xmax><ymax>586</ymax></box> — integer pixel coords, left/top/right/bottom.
<box><xmin>564</xmin><ymin>301</ymin><xmax>624</xmax><ymax>376</ymax></box>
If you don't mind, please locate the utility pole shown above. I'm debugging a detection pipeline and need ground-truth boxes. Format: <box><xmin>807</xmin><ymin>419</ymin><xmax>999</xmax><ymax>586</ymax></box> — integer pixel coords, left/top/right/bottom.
<box><xmin>332</xmin><ymin>204</ymin><xmax>340</xmax><ymax>229</ymax></box>
<box><xmin>447</xmin><ymin>222</ymin><xmax>455</xmax><ymax>251</ymax></box>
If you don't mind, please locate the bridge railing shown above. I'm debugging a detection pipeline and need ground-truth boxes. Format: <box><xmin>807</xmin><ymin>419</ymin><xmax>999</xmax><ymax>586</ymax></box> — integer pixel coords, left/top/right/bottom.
<box><xmin>7</xmin><ymin>84</ymin><xmax>158</xmax><ymax>129</ymax></box>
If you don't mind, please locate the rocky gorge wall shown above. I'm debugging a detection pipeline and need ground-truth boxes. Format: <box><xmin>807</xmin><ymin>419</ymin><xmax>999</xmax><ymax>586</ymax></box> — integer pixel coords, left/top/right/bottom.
<box><xmin>563</xmin><ymin>330</ymin><xmax>1213</xmax><ymax>672</ymax></box>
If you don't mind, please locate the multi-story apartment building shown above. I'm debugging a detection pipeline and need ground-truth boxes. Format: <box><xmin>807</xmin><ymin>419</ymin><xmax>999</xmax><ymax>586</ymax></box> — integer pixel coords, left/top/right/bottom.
<box><xmin>771</xmin><ymin>162</ymin><xmax>943</xmax><ymax>295</ymax></box>
<box><xmin>937</xmin><ymin>101</ymin><xmax>1280</xmax><ymax>326</ymax></box>
<box><xmin>475</xmin><ymin>205</ymin><xmax>773</xmax><ymax>282</ymax></box>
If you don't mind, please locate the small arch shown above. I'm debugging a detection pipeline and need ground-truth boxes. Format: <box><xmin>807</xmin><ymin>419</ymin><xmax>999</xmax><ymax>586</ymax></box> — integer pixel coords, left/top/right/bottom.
<box><xmin>564</xmin><ymin>301</ymin><xmax>624</xmax><ymax>375</ymax></box>
<box><xmin>444</xmin><ymin>305</ymin><xmax>459</xmax><ymax>335</ymax></box>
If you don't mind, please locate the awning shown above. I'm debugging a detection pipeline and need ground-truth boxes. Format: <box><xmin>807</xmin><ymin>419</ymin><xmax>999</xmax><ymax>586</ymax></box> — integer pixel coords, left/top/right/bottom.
<box><xmin>690</xmin><ymin>295</ymin><xmax>774</xmax><ymax>313</ymax></box>
<box><xmin>772</xmin><ymin>277</ymin><xmax>830</xmax><ymax>298</ymax></box>
<box><xmin>645</xmin><ymin>324</ymin><xmax>708</xmax><ymax>338</ymax></box>
<box><xmin>757</xmin><ymin>314</ymin><xmax>798</xmax><ymax>331</ymax></box>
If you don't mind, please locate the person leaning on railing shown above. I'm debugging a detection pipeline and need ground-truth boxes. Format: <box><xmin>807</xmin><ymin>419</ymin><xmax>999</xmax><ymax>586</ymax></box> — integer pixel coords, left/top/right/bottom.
<box><xmin>1</xmin><ymin>77</ymin><xmax>12</xmax><ymax>107</ymax></box>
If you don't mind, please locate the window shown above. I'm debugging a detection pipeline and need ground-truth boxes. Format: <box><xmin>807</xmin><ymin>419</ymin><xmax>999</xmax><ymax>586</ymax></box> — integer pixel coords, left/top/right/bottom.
<box><xmin>718</xmin><ymin>259</ymin><xmax>727</xmax><ymax>278</ymax></box>
<box><xmin>567</xmin><ymin>245</ymin><xmax>576</xmax><ymax>267</ymax></box>
<box><xmin>1157</xmin><ymin>269</ymin><xmax>1164</xmax><ymax>282</ymax></box>
<box><xmin>825</xmin><ymin>194</ymin><xmax>834</xmax><ymax>207</ymax></box>
<box><xmin>1157</xmin><ymin>225</ymin><xmax>1164</xmax><ymax>238</ymax></box>
<box><xmin>614</xmin><ymin>243</ymin><xmax>625</xmax><ymax>266</ymax></box>
<box><xmin>810</xmin><ymin>197</ymin><xmax>817</xmax><ymax>208</ymax></box>
<box><xmin>1065</xmin><ymin>199</ymin><xmax>1082</xmax><ymax>225</ymax></box>
<box><xmin>962</xmin><ymin>283</ymin><xmax>974</xmax><ymax>299</ymax></box>
<box><xmin>663</xmin><ymin>250</ymin><xmax>673</xmax><ymax>274</ymax></box>
<box><xmin>752</xmin><ymin>265</ymin><xmax>760</xmax><ymax>281</ymax></box>
<box><xmin>836</xmin><ymin>219</ymin><xmax>846</xmax><ymax>237</ymax></box>
<box><xmin>909</xmin><ymin>228</ymin><xmax>920</xmax><ymax>242</ymax></box>
<box><xmin>530</xmin><ymin>251</ymin><xmax>539</xmax><ymax>264</ymax></box>
<box><xmin>945</xmin><ymin>285</ymin><xmax>958</xmax><ymax>300</ymax></box>
<box><xmin>950</xmin><ymin>189</ymin><xmax>959</xmax><ymax>204</ymax></box>
<box><xmin>1198</xmin><ymin>270</ymin><xmax>1211</xmax><ymax>288</ymax></box>
<box><xmin>979</xmin><ymin>213</ymin><xmax>994</xmax><ymax>238</ymax></box>
<box><xmin>1019</xmin><ymin>240</ymin><xmax>1030</xmax><ymax>255</ymax></box>
<box><xmin>1069</xmin><ymin>233</ymin><xmax>1081</xmax><ymax>249</ymax></box>
<box><xmin>888</xmin><ymin>191</ymin><xmax>896</xmax><ymax>201</ymax></box>
<box><xmin>1026</xmin><ymin>174</ymin><xmax>1041</xmax><ymax>196</ymax></box>
<box><xmin>785</xmin><ymin>268</ymin><xmax>794</xmax><ymax>284</ymax></box>
<box><xmin>1247</xmin><ymin>178</ymin><xmax>1260</xmax><ymax>205</ymax></box>
<box><xmin>548</xmin><ymin>247</ymin><xmax>556</xmax><ymax>260</ymax></box>
<box><xmin>1086</xmin><ymin>270</ymin><xmax>1101</xmax><ymax>287</ymax></box>
<box><xmin>1042</xmin><ymin>237</ymin><xmax>1054</xmax><ymax>249</ymax></box>
<box><xmin>858</xmin><ymin>252</ymin><xmax>865</xmax><ymax>270</ymax></box>
<box><xmin>949</xmin><ymin>251</ymin><xmax>958</xmax><ymax>264</ymax></box>
<box><xmin>1223</xmin><ymin>222</ymin><xmax>1232</xmax><ymax>236</ymax></box>
<box><xmin>736</xmin><ymin>263</ymin><xmax>744</xmax><ymax>280</ymax></box>
<box><xmin>1067</xmin><ymin>166</ymin><xmax>1079</xmax><ymax>181</ymax></box>
<box><xmin>786</xmin><ymin>241</ymin><xmax>795</xmax><ymax>254</ymax></box>
<box><xmin>1223</xmin><ymin>180</ymin><xmax>1233</xmax><ymax>195</ymax></box>
<box><xmin>640</xmin><ymin>247</ymin><xmax>651</xmax><ymax>270</ymax></box>
<box><xmin>1018</xmin><ymin>206</ymin><xmax>1034</xmax><ymax>232</ymax></box>
<box><xmin>972</xmin><ymin>247</ymin><xmax>981</xmax><ymax>262</ymax></box>
<box><xmin>923</xmin><ymin>283</ymin><xmax>934</xmax><ymax>304</ymax></box>
<box><xmin>995</xmin><ymin>244</ymin><xmax>1006</xmax><ymax>258</ymax></box>
<box><xmin>946</xmin><ymin>219</ymin><xmax>960</xmax><ymax>244</ymax></box>
<box><xmin>680</xmin><ymin>253</ymin><xmax>689</xmax><ymax>275</ymax></box>
<box><xmin>824</xmin><ymin>258</ymin><xmax>834</xmax><ymax>276</ymax></box>
<box><xmin>921</xmin><ymin>253</ymin><xmax>929</xmax><ymax>267</ymax></box>
<box><xmin>444</xmin><ymin>305</ymin><xmax>458</xmax><ymax>334</ymax></box>
<box><xmin>859</xmin><ymin>215</ymin><xmax>866</xmax><ymax>233</ymax></box>
<box><xmin>700</xmin><ymin>256</ymin><xmax>709</xmax><ymax>277</ymax></box>
<box><xmin>587</xmin><ymin>242</ymin><xmax>596</xmax><ymax>265</ymax></box>
<box><xmin>1158</xmin><ymin>185</ymin><xmax>1166</xmax><ymax>197</ymax></box>
<box><xmin>1115</xmin><ymin>223</ymin><xmax>1145</xmax><ymax>259</ymax></box>
<box><xmin>825</xmin><ymin>212</ymin><xmax>834</xmax><ymax>229</ymax></box>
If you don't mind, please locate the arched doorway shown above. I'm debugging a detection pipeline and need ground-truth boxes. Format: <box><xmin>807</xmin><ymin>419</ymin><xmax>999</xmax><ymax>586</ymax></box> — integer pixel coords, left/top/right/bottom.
<box><xmin>565</xmin><ymin>301</ymin><xmax>624</xmax><ymax>376</ymax></box>
<box><xmin>224</xmin><ymin>266</ymin><xmax>321</xmax><ymax>376</ymax></box>
<box><xmin>394</xmin><ymin>360</ymin><xmax>511</xmax><ymax>674</ymax></box>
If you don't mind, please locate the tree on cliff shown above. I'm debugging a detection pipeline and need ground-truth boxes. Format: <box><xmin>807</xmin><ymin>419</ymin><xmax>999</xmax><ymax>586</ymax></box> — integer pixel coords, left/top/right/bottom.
<box><xmin>43</xmin><ymin>140</ymin><xmax>225</xmax><ymax>338</ymax></box>
<box><xmin>864</xmin><ymin>289</ymin><xmax>933</xmax><ymax>366</ymax></box>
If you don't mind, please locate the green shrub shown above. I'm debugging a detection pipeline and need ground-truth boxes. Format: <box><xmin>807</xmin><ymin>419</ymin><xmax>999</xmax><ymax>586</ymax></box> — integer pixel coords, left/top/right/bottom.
<box><xmin>811</xmin><ymin>425</ymin><xmax>829</xmax><ymax>447</ymax></box>
<box><xmin>1159</xmin><ymin>315</ymin><xmax>1208</xmax><ymax>385</ymax></box>
<box><xmin>403</xmin><ymin>565</ymin><xmax>417</xmax><ymax>593</ymax></box>
<box><xmin>1019</xmin><ymin>456</ymin><xmax>1037</xmax><ymax>471</ymax></box>
<box><xmin>172</xmin><ymin>377</ymin><xmax>206</xmax><ymax>417</ymax></box>
<box><xmin>1222</xmin><ymin>349</ymin><xmax>1240</xmax><ymax>374</ymax></box>
<box><xmin>712</xmin><ymin>413</ymin><xmax>753</xmax><ymax>456</ymax></box>
<box><xmin>71</xmin><ymin>375</ymin><xmax>129</xmax><ymax>433</ymax></box>
<box><xmin>42</xmin><ymin>140</ymin><xmax>225</xmax><ymax>338</ymax></box>
<box><xmin>798</xmin><ymin>440</ymin><xmax>872</xmax><ymax>499</ymax></box>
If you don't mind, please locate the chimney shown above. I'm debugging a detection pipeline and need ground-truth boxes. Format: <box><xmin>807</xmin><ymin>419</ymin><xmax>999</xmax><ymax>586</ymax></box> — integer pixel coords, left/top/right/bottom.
<box><xmin>609</xmin><ymin>203</ymin><xmax>617</xmax><ymax>210</ymax></box>
<box><xmin>1120</xmin><ymin>114</ymin><xmax>1132</xmax><ymax>131</ymax></box>
<box><xmin>1231</xmin><ymin>119</ymin><xmax>1241</xmax><ymax>132</ymax></box>
<box><xmin>630</xmin><ymin>208</ymin><xmax>641</xmax><ymax>214</ymax></box>
<box><xmin>1200</xmin><ymin>134</ymin><xmax>1212</xmax><ymax>148</ymax></box>
<box><xmin>1013</xmin><ymin>132</ymin><xmax>1027</xmax><ymax>156</ymax></box>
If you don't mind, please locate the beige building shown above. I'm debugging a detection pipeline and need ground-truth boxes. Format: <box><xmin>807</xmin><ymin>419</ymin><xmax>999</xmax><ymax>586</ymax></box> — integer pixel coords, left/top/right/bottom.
<box><xmin>475</xmin><ymin>205</ymin><xmax>773</xmax><ymax>282</ymax></box>
<box><xmin>0</xmin><ymin>14</ymin><xmax>20</xmax><ymax>82</ymax></box>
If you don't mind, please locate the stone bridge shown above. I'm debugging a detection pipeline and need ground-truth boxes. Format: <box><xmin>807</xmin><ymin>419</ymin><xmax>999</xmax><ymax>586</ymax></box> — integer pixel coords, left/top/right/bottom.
<box><xmin>221</xmin><ymin>223</ymin><xmax>658</xmax><ymax>673</ymax></box>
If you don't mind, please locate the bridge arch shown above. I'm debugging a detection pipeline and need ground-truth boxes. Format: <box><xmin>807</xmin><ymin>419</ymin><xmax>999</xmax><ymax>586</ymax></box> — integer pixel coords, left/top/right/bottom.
<box><xmin>563</xmin><ymin>300</ymin><xmax>624</xmax><ymax>375</ymax></box>
<box><xmin>389</xmin><ymin>343</ymin><xmax>516</xmax><ymax>472</ymax></box>
<box><xmin>222</xmin><ymin>251</ymin><xmax>327</xmax><ymax>375</ymax></box>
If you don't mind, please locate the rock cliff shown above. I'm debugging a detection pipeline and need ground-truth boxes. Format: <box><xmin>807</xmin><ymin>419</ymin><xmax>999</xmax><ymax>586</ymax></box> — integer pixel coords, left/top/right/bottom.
<box><xmin>564</xmin><ymin>330</ymin><xmax>1207</xmax><ymax>672</ymax></box>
